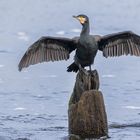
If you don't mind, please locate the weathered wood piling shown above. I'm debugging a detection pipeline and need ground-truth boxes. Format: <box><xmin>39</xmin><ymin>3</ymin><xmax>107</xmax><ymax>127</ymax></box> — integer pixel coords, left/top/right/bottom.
<box><xmin>68</xmin><ymin>70</ymin><xmax>108</xmax><ymax>139</ymax></box>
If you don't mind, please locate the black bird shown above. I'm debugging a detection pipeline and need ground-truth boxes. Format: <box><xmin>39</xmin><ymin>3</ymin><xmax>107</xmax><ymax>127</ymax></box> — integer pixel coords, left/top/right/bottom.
<box><xmin>18</xmin><ymin>14</ymin><xmax>140</xmax><ymax>72</ymax></box>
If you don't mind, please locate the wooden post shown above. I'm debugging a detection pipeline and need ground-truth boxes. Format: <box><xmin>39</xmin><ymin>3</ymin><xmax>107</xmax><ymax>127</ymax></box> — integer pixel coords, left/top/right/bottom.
<box><xmin>68</xmin><ymin>70</ymin><xmax>108</xmax><ymax>139</ymax></box>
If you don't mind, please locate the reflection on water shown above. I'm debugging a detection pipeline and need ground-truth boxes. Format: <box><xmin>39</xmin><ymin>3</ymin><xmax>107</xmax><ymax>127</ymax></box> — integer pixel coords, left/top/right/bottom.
<box><xmin>0</xmin><ymin>0</ymin><xmax>140</xmax><ymax>140</ymax></box>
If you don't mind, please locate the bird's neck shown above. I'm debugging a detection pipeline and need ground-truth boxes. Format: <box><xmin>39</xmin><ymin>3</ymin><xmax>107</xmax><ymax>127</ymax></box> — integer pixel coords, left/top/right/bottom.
<box><xmin>80</xmin><ymin>22</ymin><xmax>90</xmax><ymax>37</ymax></box>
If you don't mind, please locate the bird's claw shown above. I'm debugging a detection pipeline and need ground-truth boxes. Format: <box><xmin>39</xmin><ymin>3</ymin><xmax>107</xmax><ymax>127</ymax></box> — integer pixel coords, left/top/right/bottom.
<box><xmin>79</xmin><ymin>67</ymin><xmax>89</xmax><ymax>75</ymax></box>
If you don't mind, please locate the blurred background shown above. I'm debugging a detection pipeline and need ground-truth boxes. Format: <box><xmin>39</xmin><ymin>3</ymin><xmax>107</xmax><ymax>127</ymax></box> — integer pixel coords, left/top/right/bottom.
<box><xmin>0</xmin><ymin>0</ymin><xmax>140</xmax><ymax>139</ymax></box>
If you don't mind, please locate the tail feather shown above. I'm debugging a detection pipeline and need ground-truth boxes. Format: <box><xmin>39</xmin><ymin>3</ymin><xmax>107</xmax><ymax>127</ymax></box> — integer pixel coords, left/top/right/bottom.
<box><xmin>67</xmin><ymin>63</ymin><xmax>79</xmax><ymax>72</ymax></box>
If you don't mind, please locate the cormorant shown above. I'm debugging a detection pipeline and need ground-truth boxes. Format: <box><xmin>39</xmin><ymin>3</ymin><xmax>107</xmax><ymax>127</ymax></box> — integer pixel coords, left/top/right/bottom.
<box><xmin>18</xmin><ymin>14</ymin><xmax>140</xmax><ymax>72</ymax></box>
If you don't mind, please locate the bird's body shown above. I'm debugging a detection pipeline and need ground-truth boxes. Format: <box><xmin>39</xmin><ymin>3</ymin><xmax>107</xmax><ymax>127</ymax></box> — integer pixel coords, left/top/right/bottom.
<box><xmin>18</xmin><ymin>14</ymin><xmax>140</xmax><ymax>72</ymax></box>
<box><xmin>75</xmin><ymin>16</ymin><xmax>98</xmax><ymax>70</ymax></box>
<box><xmin>73</xmin><ymin>36</ymin><xmax>98</xmax><ymax>71</ymax></box>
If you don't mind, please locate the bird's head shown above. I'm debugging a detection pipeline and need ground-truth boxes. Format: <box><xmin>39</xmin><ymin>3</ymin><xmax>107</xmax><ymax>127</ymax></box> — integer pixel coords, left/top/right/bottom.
<box><xmin>73</xmin><ymin>14</ymin><xmax>89</xmax><ymax>25</ymax></box>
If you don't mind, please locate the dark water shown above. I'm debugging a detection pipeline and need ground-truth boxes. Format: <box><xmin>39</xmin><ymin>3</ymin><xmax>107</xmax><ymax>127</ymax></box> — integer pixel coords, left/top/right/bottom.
<box><xmin>0</xmin><ymin>0</ymin><xmax>140</xmax><ymax>139</ymax></box>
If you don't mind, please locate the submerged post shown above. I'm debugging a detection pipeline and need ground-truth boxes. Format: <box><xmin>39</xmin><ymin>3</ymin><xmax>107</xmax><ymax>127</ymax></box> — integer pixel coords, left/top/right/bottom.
<box><xmin>68</xmin><ymin>70</ymin><xmax>108</xmax><ymax>139</ymax></box>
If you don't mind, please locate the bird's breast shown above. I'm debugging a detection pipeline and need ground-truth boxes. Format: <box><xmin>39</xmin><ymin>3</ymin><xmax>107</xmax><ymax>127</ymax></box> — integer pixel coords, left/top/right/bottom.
<box><xmin>75</xmin><ymin>42</ymin><xmax>98</xmax><ymax>66</ymax></box>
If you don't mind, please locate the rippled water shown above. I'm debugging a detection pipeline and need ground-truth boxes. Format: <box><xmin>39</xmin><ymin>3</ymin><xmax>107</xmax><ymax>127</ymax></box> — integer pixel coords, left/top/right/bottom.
<box><xmin>0</xmin><ymin>0</ymin><xmax>140</xmax><ymax>140</ymax></box>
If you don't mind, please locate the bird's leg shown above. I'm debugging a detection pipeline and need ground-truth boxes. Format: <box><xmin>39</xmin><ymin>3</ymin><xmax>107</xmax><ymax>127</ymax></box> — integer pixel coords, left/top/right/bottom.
<box><xmin>89</xmin><ymin>65</ymin><xmax>92</xmax><ymax>72</ymax></box>
<box><xmin>78</xmin><ymin>64</ymin><xmax>83</xmax><ymax>71</ymax></box>
<box><xmin>78</xmin><ymin>64</ymin><xmax>89</xmax><ymax>75</ymax></box>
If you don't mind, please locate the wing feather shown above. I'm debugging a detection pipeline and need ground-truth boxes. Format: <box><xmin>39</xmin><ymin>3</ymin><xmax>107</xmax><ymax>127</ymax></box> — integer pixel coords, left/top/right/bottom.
<box><xmin>18</xmin><ymin>37</ymin><xmax>77</xmax><ymax>71</ymax></box>
<box><xmin>98</xmin><ymin>31</ymin><xmax>140</xmax><ymax>58</ymax></box>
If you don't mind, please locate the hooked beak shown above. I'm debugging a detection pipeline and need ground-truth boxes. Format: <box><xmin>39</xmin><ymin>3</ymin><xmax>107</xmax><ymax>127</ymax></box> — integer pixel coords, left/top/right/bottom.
<box><xmin>73</xmin><ymin>15</ymin><xmax>78</xmax><ymax>19</ymax></box>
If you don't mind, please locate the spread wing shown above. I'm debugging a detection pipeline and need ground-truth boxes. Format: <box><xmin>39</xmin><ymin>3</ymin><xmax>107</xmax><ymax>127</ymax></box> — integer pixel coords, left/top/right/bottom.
<box><xmin>18</xmin><ymin>36</ymin><xmax>77</xmax><ymax>71</ymax></box>
<box><xmin>98</xmin><ymin>31</ymin><xmax>140</xmax><ymax>58</ymax></box>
